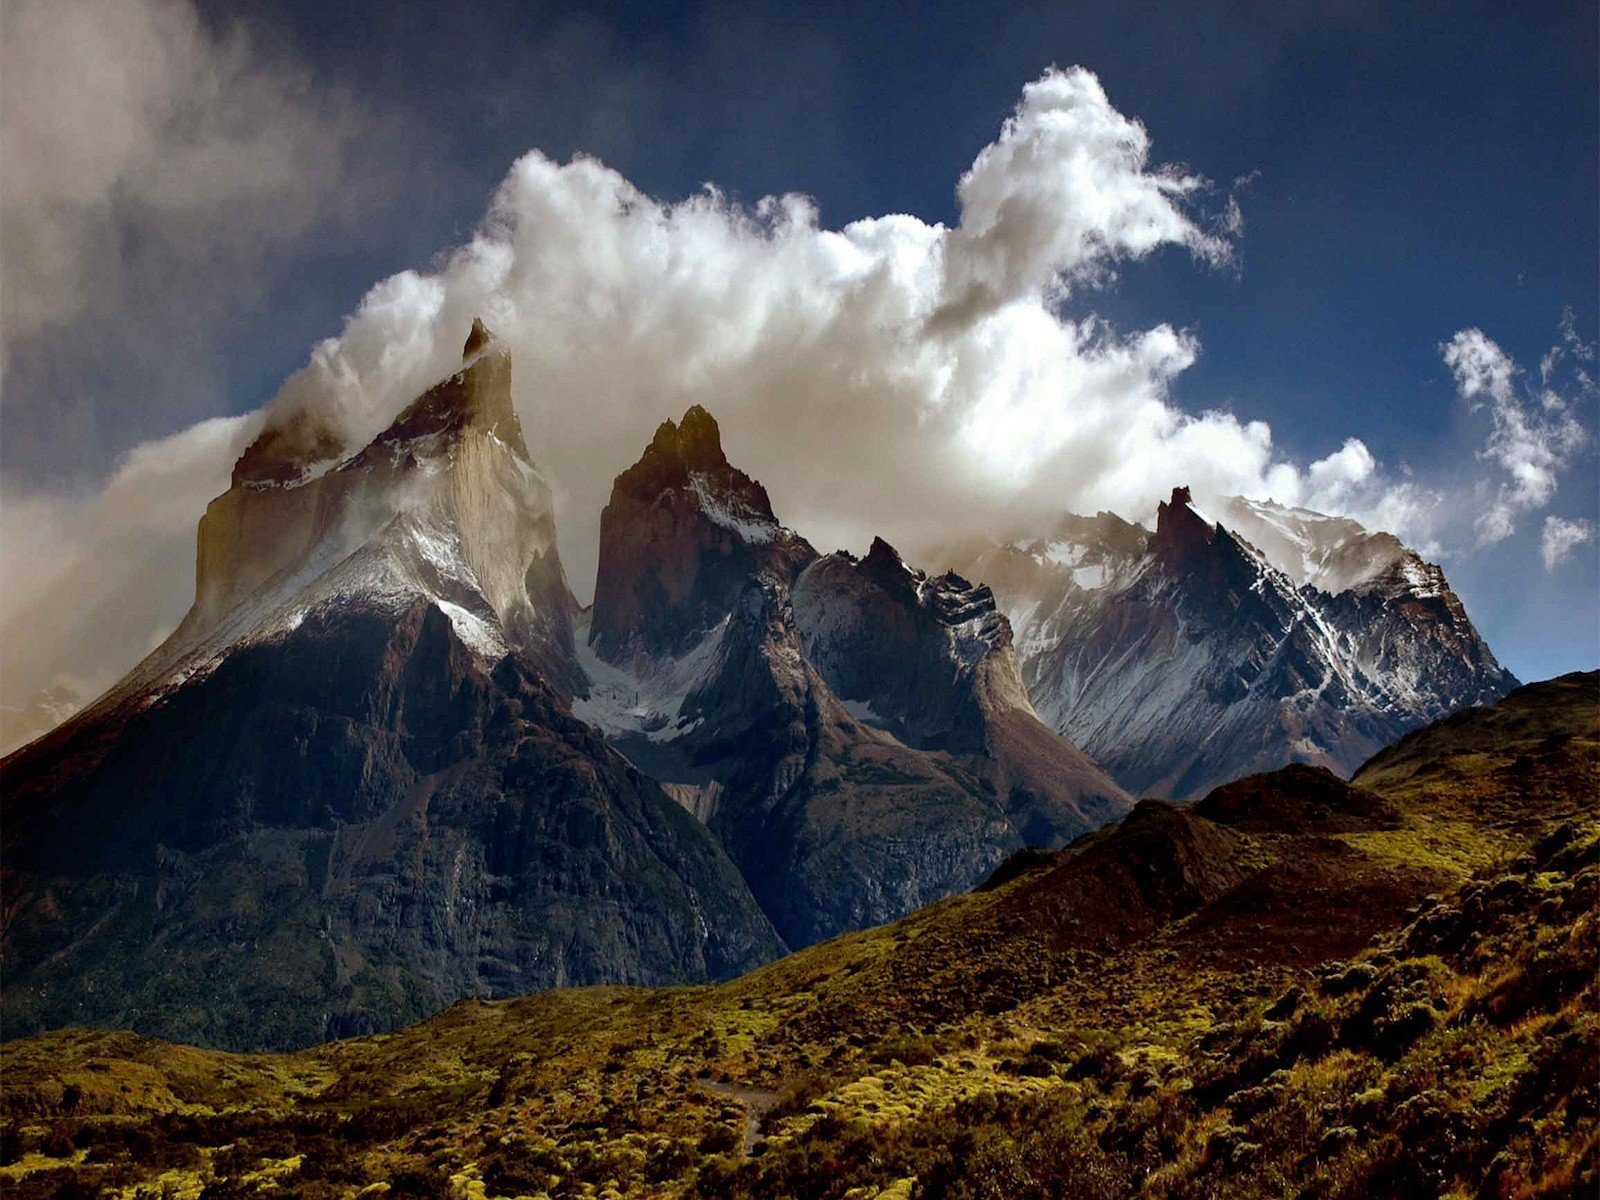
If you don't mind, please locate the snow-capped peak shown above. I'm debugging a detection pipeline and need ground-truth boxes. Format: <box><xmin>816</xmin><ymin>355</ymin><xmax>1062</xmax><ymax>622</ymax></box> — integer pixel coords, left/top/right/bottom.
<box><xmin>1219</xmin><ymin>495</ymin><xmax>1411</xmax><ymax>595</ymax></box>
<box><xmin>101</xmin><ymin>319</ymin><xmax>578</xmax><ymax>714</ymax></box>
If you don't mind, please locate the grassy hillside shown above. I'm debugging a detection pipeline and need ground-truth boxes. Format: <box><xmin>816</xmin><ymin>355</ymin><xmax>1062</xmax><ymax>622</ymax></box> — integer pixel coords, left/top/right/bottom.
<box><xmin>2</xmin><ymin>672</ymin><xmax>1594</xmax><ymax>1200</ymax></box>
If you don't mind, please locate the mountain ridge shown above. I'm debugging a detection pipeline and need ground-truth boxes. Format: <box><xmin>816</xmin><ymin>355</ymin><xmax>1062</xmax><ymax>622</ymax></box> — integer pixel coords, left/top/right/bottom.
<box><xmin>0</xmin><ymin>324</ymin><xmax>785</xmax><ymax>1050</ymax></box>
<box><xmin>952</xmin><ymin>485</ymin><xmax>1517</xmax><ymax>798</ymax></box>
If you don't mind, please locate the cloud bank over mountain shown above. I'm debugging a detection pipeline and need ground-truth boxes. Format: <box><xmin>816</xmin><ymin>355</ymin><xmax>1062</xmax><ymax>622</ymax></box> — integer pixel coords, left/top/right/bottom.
<box><xmin>248</xmin><ymin>67</ymin><xmax>1427</xmax><ymax>568</ymax></box>
<box><xmin>0</xmin><ymin>64</ymin><xmax>1586</xmax><ymax>710</ymax></box>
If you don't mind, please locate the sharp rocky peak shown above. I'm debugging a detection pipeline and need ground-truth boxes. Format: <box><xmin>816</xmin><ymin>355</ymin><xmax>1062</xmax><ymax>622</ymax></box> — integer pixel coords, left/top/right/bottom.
<box><xmin>1151</xmin><ymin>485</ymin><xmax>1217</xmax><ymax>564</ymax></box>
<box><xmin>176</xmin><ymin>319</ymin><xmax>574</xmax><ymax>683</ymax></box>
<box><xmin>590</xmin><ymin>404</ymin><xmax>812</xmax><ymax>662</ymax></box>
<box><xmin>612</xmin><ymin>404</ymin><xmax>773</xmax><ymax>515</ymax></box>
<box><xmin>233</xmin><ymin>318</ymin><xmax>524</xmax><ymax>487</ymax></box>
<box><xmin>851</xmin><ymin>537</ymin><xmax>990</xmax><ymax>623</ymax></box>
<box><xmin>365</xmin><ymin>317</ymin><xmax>525</xmax><ymax>463</ymax></box>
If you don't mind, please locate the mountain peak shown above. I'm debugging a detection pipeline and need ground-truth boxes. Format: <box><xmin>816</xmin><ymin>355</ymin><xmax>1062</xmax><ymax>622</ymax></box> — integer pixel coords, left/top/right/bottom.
<box><xmin>638</xmin><ymin>404</ymin><xmax>729</xmax><ymax>477</ymax></box>
<box><xmin>232</xmin><ymin>319</ymin><xmax>520</xmax><ymax>489</ymax></box>
<box><xmin>1152</xmin><ymin>484</ymin><xmax>1216</xmax><ymax>563</ymax></box>
<box><xmin>862</xmin><ymin>535</ymin><xmax>906</xmax><ymax>572</ymax></box>
<box><xmin>462</xmin><ymin>316</ymin><xmax>496</xmax><ymax>360</ymax></box>
<box><xmin>369</xmin><ymin>319</ymin><xmax>523</xmax><ymax>459</ymax></box>
<box><xmin>592</xmin><ymin>405</ymin><xmax>811</xmax><ymax>662</ymax></box>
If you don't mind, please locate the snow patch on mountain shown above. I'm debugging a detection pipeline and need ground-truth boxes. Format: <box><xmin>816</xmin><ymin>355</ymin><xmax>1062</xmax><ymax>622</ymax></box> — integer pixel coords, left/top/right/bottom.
<box><xmin>951</xmin><ymin>488</ymin><xmax>1518</xmax><ymax>798</ymax></box>
<box><xmin>689</xmin><ymin>473</ymin><xmax>779</xmax><ymax>543</ymax></box>
<box><xmin>573</xmin><ymin>612</ymin><xmax>727</xmax><ymax>743</ymax></box>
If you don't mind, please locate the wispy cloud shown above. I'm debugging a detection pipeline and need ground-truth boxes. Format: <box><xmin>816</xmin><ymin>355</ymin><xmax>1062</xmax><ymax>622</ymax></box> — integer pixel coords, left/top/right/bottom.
<box><xmin>1441</xmin><ymin>321</ymin><xmax>1592</xmax><ymax>546</ymax></box>
<box><xmin>1541</xmin><ymin>515</ymin><xmax>1594</xmax><ymax>571</ymax></box>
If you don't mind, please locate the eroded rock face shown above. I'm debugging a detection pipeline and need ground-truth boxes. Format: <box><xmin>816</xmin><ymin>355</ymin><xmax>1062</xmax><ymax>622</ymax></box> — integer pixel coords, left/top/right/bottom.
<box><xmin>183</xmin><ymin>320</ymin><xmax>577</xmax><ymax>691</ymax></box>
<box><xmin>578</xmin><ymin>409</ymin><xmax>1131</xmax><ymax>948</ymax></box>
<box><xmin>589</xmin><ymin>406</ymin><xmax>815</xmax><ymax>664</ymax></box>
<box><xmin>793</xmin><ymin>538</ymin><xmax>1030</xmax><ymax>753</ymax></box>
<box><xmin>952</xmin><ymin>487</ymin><xmax>1519</xmax><ymax>799</ymax></box>
<box><xmin>1</xmin><ymin>601</ymin><xmax>783</xmax><ymax>1050</ymax></box>
<box><xmin>0</xmin><ymin>324</ymin><xmax>783</xmax><ymax>1051</ymax></box>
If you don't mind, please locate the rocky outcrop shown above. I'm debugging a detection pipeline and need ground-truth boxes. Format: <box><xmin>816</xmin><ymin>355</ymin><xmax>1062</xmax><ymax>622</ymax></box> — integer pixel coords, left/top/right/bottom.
<box><xmin>578</xmin><ymin>409</ymin><xmax>1132</xmax><ymax>947</ymax></box>
<box><xmin>953</xmin><ymin>487</ymin><xmax>1518</xmax><ymax>799</ymax></box>
<box><xmin>177</xmin><ymin>319</ymin><xmax>578</xmax><ymax>693</ymax></box>
<box><xmin>793</xmin><ymin>539</ymin><xmax>1029</xmax><ymax>753</ymax></box>
<box><xmin>590</xmin><ymin>405</ymin><xmax>814</xmax><ymax>663</ymax></box>
<box><xmin>0</xmin><ymin>325</ymin><xmax>783</xmax><ymax>1051</ymax></box>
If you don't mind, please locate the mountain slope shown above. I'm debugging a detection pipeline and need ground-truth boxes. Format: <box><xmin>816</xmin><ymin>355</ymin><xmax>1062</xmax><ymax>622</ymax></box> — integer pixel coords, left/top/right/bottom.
<box><xmin>954</xmin><ymin>487</ymin><xmax>1517</xmax><ymax>799</ymax></box>
<box><xmin>0</xmin><ymin>324</ymin><xmax>783</xmax><ymax>1051</ymax></box>
<box><xmin>3</xmin><ymin>673</ymin><xmax>1590</xmax><ymax>1200</ymax></box>
<box><xmin>579</xmin><ymin>408</ymin><xmax>1130</xmax><ymax>946</ymax></box>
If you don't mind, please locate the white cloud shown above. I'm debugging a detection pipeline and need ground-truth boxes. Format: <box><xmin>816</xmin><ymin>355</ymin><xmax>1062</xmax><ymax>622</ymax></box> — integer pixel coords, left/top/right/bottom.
<box><xmin>0</xmin><ymin>66</ymin><xmax>1435</xmax><ymax>706</ymax></box>
<box><xmin>256</xmin><ymin>66</ymin><xmax>1426</xmax><ymax>567</ymax></box>
<box><xmin>937</xmin><ymin>67</ymin><xmax>1229</xmax><ymax>322</ymax></box>
<box><xmin>1442</xmin><ymin>326</ymin><xmax>1590</xmax><ymax>545</ymax></box>
<box><xmin>1541</xmin><ymin>516</ymin><xmax>1594</xmax><ymax>571</ymax></box>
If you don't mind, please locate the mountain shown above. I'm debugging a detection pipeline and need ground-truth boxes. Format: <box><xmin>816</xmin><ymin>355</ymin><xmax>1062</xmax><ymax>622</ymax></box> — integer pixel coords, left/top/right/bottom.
<box><xmin>953</xmin><ymin>487</ymin><xmax>1517</xmax><ymax>799</ymax></box>
<box><xmin>5</xmin><ymin>673</ymin><xmax>1591</xmax><ymax>1200</ymax></box>
<box><xmin>0</xmin><ymin>322</ymin><xmax>783</xmax><ymax>1051</ymax></box>
<box><xmin>578</xmin><ymin>407</ymin><xmax>1130</xmax><ymax>947</ymax></box>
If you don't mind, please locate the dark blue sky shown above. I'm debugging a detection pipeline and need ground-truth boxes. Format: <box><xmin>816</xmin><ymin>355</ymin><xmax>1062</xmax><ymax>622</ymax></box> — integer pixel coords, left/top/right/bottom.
<box><xmin>6</xmin><ymin>0</ymin><xmax>1596</xmax><ymax>679</ymax></box>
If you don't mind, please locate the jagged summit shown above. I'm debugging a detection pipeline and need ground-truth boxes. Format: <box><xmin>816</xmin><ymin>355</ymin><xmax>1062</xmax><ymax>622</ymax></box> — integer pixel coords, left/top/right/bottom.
<box><xmin>1151</xmin><ymin>485</ymin><xmax>1219</xmax><ymax>565</ymax></box>
<box><xmin>232</xmin><ymin>318</ymin><xmax>519</xmax><ymax>487</ymax></box>
<box><xmin>951</xmin><ymin>487</ymin><xmax>1518</xmax><ymax>798</ymax></box>
<box><xmin>366</xmin><ymin>317</ymin><xmax>526</xmax><ymax>462</ymax></box>
<box><xmin>794</xmin><ymin>540</ymin><xmax>1032</xmax><ymax>753</ymax></box>
<box><xmin>838</xmin><ymin>536</ymin><xmax>1008</xmax><ymax>651</ymax></box>
<box><xmin>462</xmin><ymin>315</ymin><xmax>496</xmax><ymax>359</ymax></box>
<box><xmin>130</xmin><ymin>320</ymin><xmax>578</xmax><ymax>699</ymax></box>
<box><xmin>591</xmin><ymin>405</ymin><xmax>811</xmax><ymax>662</ymax></box>
<box><xmin>612</xmin><ymin>404</ymin><xmax>771</xmax><ymax>513</ymax></box>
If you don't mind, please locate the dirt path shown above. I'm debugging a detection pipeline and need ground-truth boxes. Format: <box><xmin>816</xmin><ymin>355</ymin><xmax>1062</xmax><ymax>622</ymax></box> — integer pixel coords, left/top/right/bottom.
<box><xmin>695</xmin><ymin>1077</ymin><xmax>781</xmax><ymax>1155</ymax></box>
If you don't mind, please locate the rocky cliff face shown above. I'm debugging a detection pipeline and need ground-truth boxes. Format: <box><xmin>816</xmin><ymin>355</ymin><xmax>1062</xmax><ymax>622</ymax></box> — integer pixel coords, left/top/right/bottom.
<box><xmin>590</xmin><ymin>405</ymin><xmax>814</xmax><ymax>664</ymax></box>
<box><xmin>578</xmin><ymin>409</ymin><xmax>1130</xmax><ymax>947</ymax></box>
<box><xmin>170</xmin><ymin>318</ymin><xmax>578</xmax><ymax>695</ymax></box>
<box><xmin>0</xmin><ymin>324</ymin><xmax>783</xmax><ymax>1051</ymax></box>
<box><xmin>954</xmin><ymin>487</ymin><xmax>1518</xmax><ymax>799</ymax></box>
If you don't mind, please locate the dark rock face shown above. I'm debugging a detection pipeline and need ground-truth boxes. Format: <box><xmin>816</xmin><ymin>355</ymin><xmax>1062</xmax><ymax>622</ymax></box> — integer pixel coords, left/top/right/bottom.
<box><xmin>580</xmin><ymin>409</ymin><xmax>1132</xmax><ymax>948</ymax></box>
<box><xmin>791</xmin><ymin>538</ymin><xmax>1128</xmax><ymax>843</ymax></box>
<box><xmin>794</xmin><ymin>539</ymin><xmax>1015</xmax><ymax>753</ymax></box>
<box><xmin>1</xmin><ymin>600</ymin><xmax>782</xmax><ymax>1051</ymax></box>
<box><xmin>954</xmin><ymin>487</ymin><xmax>1518</xmax><ymax>800</ymax></box>
<box><xmin>675</xmin><ymin>581</ymin><xmax>1035</xmax><ymax>947</ymax></box>
<box><xmin>590</xmin><ymin>406</ymin><xmax>814</xmax><ymax>663</ymax></box>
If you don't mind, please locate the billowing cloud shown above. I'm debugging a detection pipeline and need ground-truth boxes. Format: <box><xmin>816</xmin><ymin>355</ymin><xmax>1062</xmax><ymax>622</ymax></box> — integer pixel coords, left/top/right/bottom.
<box><xmin>255</xmin><ymin>66</ymin><xmax>1426</xmax><ymax>565</ymax></box>
<box><xmin>0</xmin><ymin>66</ymin><xmax>1433</xmax><ymax>707</ymax></box>
<box><xmin>1442</xmin><ymin>325</ymin><xmax>1591</xmax><ymax>545</ymax></box>
<box><xmin>1541</xmin><ymin>516</ymin><xmax>1594</xmax><ymax>571</ymax></box>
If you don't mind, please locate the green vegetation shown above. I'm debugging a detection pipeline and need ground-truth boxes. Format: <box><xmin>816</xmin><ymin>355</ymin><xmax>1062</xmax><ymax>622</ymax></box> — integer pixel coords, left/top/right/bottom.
<box><xmin>2</xmin><ymin>674</ymin><xmax>1594</xmax><ymax>1198</ymax></box>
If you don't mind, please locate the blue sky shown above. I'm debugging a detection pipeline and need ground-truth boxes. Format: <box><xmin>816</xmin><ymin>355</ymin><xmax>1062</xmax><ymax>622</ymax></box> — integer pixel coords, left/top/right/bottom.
<box><xmin>2</xmin><ymin>0</ymin><xmax>1595</xmax><ymax>683</ymax></box>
